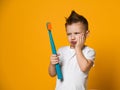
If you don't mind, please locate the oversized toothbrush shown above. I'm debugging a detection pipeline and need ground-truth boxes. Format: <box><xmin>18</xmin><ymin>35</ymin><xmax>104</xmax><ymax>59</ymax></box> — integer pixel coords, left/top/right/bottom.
<box><xmin>46</xmin><ymin>22</ymin><xmax>63</xmax><ymax>80</ymax></box>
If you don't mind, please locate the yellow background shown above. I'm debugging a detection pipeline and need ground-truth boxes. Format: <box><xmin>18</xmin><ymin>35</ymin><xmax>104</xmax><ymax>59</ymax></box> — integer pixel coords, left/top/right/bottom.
<box><xmin>0</xmin><ymin>0</ymin><xmax>120</xmax><ymax>90</ymax></box>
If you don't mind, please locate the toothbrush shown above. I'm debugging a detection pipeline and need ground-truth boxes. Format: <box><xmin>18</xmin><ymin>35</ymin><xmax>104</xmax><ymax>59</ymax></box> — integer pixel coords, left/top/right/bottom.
<box><xmin>46</xmin><ymin>22</ymin><xmax>63</xmax><ymax>80</ymax></box>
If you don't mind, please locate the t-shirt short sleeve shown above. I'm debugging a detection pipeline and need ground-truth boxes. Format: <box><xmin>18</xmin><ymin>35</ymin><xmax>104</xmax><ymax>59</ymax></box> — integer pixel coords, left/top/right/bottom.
<box><xmin>57</xmin><ymin>47</ymin><xmax>64</xmax><ymax>64</ymax></box>
<box><xmin>84</xmin><ymin>48</ymin><xmax>96</xmax><ymax>62</ymax></box>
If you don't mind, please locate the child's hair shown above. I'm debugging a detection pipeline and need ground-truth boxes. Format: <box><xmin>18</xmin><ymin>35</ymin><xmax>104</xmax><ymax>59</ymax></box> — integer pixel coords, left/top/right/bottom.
<box><xmin>65</xmin><ymin>10</ymin><xmax>88</xmax><ymax>30</ymax></box>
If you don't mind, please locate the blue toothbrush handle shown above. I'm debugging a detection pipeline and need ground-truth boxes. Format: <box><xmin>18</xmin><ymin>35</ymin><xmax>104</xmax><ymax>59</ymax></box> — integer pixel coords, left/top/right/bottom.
<box><xmin>55</xmin><ymin>64</ymin><xmax>63</xmax><ymax>79</ymax></box>
<box><xmin>48</xmin><ymin>30</ymin><xmax>63</xmax><ymax>80</ymax></box>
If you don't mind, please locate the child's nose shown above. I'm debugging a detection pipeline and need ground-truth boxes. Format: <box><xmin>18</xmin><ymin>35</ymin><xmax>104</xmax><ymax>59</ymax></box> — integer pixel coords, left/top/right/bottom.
<box><xmin>71</xmin><ymin>35</ymin><xmax>75</xmax><ymax>40</ymax></box>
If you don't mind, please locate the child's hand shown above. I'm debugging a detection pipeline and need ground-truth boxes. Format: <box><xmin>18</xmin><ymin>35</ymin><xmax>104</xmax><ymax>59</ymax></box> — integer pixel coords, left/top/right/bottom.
<box><xmin>50</xmin><ymin>54</ymin><xmax>60</xmax><ymax>65</ymax></box>
<box><xmin>75</xmin><ymin>33</ymin><xmax>85</xmax><ymax>50</ymax></box>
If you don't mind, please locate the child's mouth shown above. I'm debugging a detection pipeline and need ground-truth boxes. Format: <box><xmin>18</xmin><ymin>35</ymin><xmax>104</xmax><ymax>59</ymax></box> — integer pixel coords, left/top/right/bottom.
<box><xmin>71</xmin><ymin>41</ymin><xmax>77</xmax><ymax>45</ymax></box>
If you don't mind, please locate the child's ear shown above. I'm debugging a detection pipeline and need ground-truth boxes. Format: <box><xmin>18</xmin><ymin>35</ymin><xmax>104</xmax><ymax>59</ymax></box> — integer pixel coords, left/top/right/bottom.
<box><xmin>85</xmin><ymin>30</ymin><xmax>90</xmax><ymax>38</ymax></box>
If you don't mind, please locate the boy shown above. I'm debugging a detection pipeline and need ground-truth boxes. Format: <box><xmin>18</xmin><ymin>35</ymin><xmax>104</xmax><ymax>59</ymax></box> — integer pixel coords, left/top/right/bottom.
<box><xmin>48</xmin><ymin>10</ymin><xmax>96</xmax><ymax>90</ymax></box>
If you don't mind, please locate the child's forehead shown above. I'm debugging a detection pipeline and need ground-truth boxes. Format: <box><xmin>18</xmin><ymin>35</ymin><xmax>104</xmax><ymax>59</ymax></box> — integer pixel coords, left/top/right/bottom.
<box><xmin>66</xmin><ymin>22</ymin><xmax>85</xmax><ymax>32</ymax></box>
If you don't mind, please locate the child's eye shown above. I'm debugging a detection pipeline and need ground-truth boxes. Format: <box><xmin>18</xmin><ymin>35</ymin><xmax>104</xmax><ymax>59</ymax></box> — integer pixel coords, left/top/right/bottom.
<box><xmin>75</xmin><ymin>32</ymin><xmax>80</xmax><ymax>35</ymax></box>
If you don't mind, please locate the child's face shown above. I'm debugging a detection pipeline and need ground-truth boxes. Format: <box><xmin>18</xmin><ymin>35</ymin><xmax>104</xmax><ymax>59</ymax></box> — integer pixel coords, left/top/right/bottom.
<box><xmin>66</xmin><ymin>22</ymin><xmax>89</xmax><ymax>48</ymax></box>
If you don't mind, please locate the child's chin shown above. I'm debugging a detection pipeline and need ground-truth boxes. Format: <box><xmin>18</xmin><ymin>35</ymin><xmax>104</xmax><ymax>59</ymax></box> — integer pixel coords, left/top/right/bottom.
<box><xmin>70</xmin><ymin>44</ymin><xmax>75</xmax><ymax>48</ymax></box>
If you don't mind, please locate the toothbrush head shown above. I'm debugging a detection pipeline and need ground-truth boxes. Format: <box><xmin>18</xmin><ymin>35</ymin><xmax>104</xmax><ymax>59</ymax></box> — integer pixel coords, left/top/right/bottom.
<box><xmin>46</xmin><ymin>22</ymin><xmax>52</xmax><ymax>30</ymax></box>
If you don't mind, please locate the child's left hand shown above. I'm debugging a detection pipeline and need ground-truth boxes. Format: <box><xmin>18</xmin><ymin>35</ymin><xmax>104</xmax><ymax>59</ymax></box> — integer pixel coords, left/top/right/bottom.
<box><xmin>75</xmin><ymin>33</ymin><xmax>85</xmax><ymax>50</ymax></box>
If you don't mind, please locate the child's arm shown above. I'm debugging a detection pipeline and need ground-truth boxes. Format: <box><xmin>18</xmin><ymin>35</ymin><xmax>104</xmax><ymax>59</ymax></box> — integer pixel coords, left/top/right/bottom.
<box><xmin>75</xmin><ymin>49</ymin><xmax>94</xmax><ymax>72</ymax></box>
<box><xmin>48</xmin><ymin>54</ymin><xmax>59</xmax><ymax>77</ymax></box>
<box><xmin>48</xmin><ymin>63</ymin><xmax>56</xmax><ymax>77</ymax></box>
<box><xmin>75</xmin><ymin>33</ymin><xmax>94</xmax><ymax>72</ymax></box>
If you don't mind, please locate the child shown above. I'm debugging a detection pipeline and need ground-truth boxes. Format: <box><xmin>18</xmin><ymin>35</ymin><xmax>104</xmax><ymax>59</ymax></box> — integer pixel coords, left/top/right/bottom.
<box><xmin>48</xmin><ymin>10</ymin><xmax>96</xmax><ymax>90</ymax></box>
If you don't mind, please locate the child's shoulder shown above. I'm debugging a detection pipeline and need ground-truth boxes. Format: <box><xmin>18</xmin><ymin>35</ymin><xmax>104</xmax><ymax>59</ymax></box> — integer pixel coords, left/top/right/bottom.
<box><xmin>84</xmin><ymin>45</ymin><xmax>94</xmax><ymax>50</ymax></box>
<box><xmin>83</xmin><ymin>45</ymin><xmax>96</xmax><ymax>54</ymax></box>
<box><xmin>58</xmin><ymin>46</ymin><xmax>70</xmax><ymax>53</ymax></box>
<box><xmin>58</xmin><ymin>46</ymin><xmax>69</xmax><ymax>51</ymax></box>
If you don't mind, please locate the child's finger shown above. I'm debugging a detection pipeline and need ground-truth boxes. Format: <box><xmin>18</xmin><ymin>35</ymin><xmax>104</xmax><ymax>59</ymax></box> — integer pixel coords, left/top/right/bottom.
<box><xmin>76</xmin><ymin>35</ymin><xmax>80</xmax><ymax>42</ymax></box>
<box><xmin>82</xmin><ymin>34</ymin><xmax>85</xmax><ymax>42</ymax></box>
<box><xmin>52</xmin><ymin>54</ymin><xmax>60</xmax><ymax>58</ymax></box>
<box><xmin>79</xmin><ymin>35</ymin><xmax>82</xmax><ymax>43</ymax></box>
<box><xmin>51</xmin><ymin>57</ymin><xmax>59</xmax><ymax>60</ymax></box>
<box><xmin>57</xmin><ymin>53</ymin><xmax>60</xmax><ymax>56</ymax></box>
<box><xmin>51</xmin><ymin>59</ymin><xmax>59</xmax><ymax>64</ymax></box>
<box><xmin>53</xmin><ymin>61</ymin><xmax>59</xmax><ymax>64</ymax></box>
<box><xmin>52</xmin><ymin>54</ymin><xmax>57</xmax><ymax>56</ymax></box>
<box><xmin>54</xmin><ymin>57</ymin><xmax>59</xmax><ymax>60</ymax></box>
<box><xmin>51</xmin><ymin>60</ymin><xmax>59</xmax><ymax>63</ymax></box>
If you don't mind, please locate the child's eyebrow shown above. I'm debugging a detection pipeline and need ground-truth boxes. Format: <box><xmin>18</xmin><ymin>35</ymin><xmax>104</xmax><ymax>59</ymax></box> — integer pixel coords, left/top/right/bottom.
<box><xmin>74</xmin><ymin>31</ymin><xmax>82</xmax><ymax>33</ymax></box>
<box><xmin>67</xmin><ymin>33</ymin><xmax>71</xmax><ymax>34</ymax></box>
<box><xmin>67</xmin><ymin>32</ymin><xmax>72</xmax><ymax>35</ymax></box>
<box><xmin>67</xmin><ymin>32</ymin><xmax>82</xmax><ymax>34</ymax></box>
<box><xmin>67</xmin><ymin>32</ymin><xmax>72</xmax><ymax>34</ymax></box>
<box><xmin>74</xmin><ymin>32</ymin><xmax>81</xmax><ymax>33</ymax></box>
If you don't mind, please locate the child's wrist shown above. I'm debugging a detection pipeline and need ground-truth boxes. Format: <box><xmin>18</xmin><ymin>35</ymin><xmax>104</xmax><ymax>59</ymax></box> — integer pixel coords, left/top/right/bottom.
<box><xmin>50</xmin><ymin>62</ymin><xmax>56</xmax><ymax>67</ymax></box>
<box><xmin>75</xmin><ymin>44</ymin><xmax>85</xmax><ymax>50</ymax></box>
<box><xmin>75</xmin><ymin>47</ymin><xmax>82</xmax><ymax>53</ymax></box>
<box><xmin>75</xmin><ymin>46</ymin><xmax>82</xmax><ymax>51</ymax></box>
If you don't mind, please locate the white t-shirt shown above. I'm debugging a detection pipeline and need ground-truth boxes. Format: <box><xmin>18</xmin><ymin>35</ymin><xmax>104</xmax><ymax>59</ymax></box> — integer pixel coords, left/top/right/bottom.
<box><xmin>55</xmin><ymin>46</ymin><xmax>96</xmax><ymax>90</ymax></box>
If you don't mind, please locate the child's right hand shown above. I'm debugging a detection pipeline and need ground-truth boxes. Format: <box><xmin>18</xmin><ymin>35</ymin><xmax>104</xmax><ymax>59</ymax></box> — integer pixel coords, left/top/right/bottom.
<box><xmin>50</xmin><ymin>54</ymin><xmax>60</xmax><ymax>65</ymax></box>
